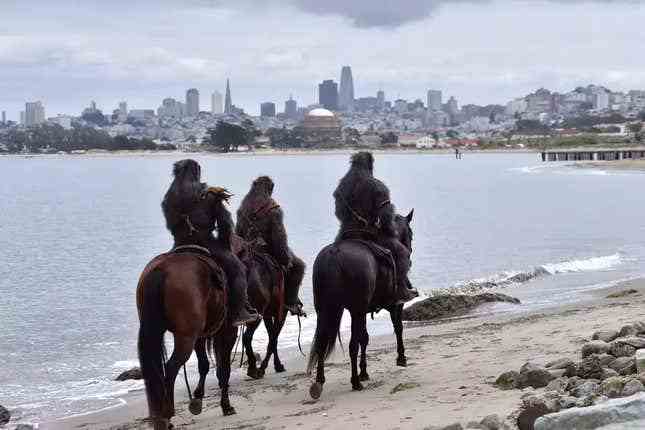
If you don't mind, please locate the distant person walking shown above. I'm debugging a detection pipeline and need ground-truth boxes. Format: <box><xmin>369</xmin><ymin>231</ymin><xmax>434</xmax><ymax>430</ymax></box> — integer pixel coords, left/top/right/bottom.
<box><xmin>455</xmin><ymin>148</ymin><xmax>462</xmax><ymax>160</ymax></box>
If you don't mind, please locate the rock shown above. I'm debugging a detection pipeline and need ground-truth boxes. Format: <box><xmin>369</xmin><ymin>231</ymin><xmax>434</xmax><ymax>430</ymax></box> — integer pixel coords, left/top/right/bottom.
<box><xmin>545</xmin><ymin>358</ymin><xmax>574</xmax><ymax>370</ymax></box>
<box><xmin>601</xmin><ymin>376</ymin><xmax>625</xmax><ymax>398</ymax></box>
<box><xmin>636</xmin><ymin>349</ymin><xmax>645</xmax><ymax>373</ymax></box>
<box><xmin>633</xmin><ymin>321</ymin><xmax>645</xmax><ymax>334</ymax></box>
<box><xmin>571</xmin><ymin>380</ymin><xmax>600</xmax><ymax>398</ymax></box>
<box><xmin>577</xmin><ymin>356</ymin><xmax>604</xmax><ymax>380</ymax></box>
<box><xmin>534</xmin><ymin>392</ymin><xmax>645</xmax><ymax>430</ymax></box>
<box><xmin>479</xmin><ymin>414</ymin><xmax>509</xmax><ymax>430</ymax></box>
<box><xmin>575</xmin><ymin>395</ymin><xmax>595</xmax><ymax>408</ymax></box>
<box><xmin>115</xmin><ymin>367</ymin><xmax>142</xmax><ymax>381</ymax></box>
<box><xmin>557</xmin><ymin>396</ymin><xmax>578</xmax><ymax>409</ymax></box>
<box><xmin>592</xmin><ymin>330</ymin><xmax>620</xmax><ymax>343</ymax></box>
<box><xmin>548</xmin><ymin>369</ymin><xmax>566</xmax><ymax>379</ymax></box>
<box><xmin>15</xmin><ymin>425</ymin><xmax>34</xmax><ymax>430</ymax></box>
<box><xmin>610</xmin><ymin>338</ymin><xmax>645</xmax><ymax>357</ymax></box>
<box><xmin>424</xmin><ymin>424</ymin><xmax>464</xmax><ymax>430</ymax></box>
<box><xmin>581</xmin><ymin>340</ymin><xmax>611</xmax><ymax>358</ymax></box>
<box><xmin>566</xmin><ymin>376</ymin><xmax>583</xmax><ymax>390</ymax></box>
<box><xmin>606</xmin><ymin>289</ymin><xmax>639</xmax><ymax>299</ymax></box>
<box><xmin>545</xmin><ymin>378</ymin><xmax>568</xmax><ymax>393</ymax></box>
<box><xmin>519</xmin><ymin>363</ymin><xmax>556</xmax><ymax>389</ymax></box>
<box><xmin>622</xmin><ymin>379</ymin><xmax>645</xmax><ymax>397</ymax></box>
<box><xmin>620</xmin><ymin>325</ymin><xmax>640</xmax><ymax>337</ymax></box>
<box><xmin>496</xmin><ymin>371</ymin><xmax>521</xmax><ymax>390</ymax></box>
<box><xmin>0</xmin><ymin>405</ymin><xmax>9</xmax><ymax>426</ymax></box>
<box><xmin>601</xmin><ymin>368</ymin><xmax>619</xmax><ymax>379</ymax></box>
<box><xmin>609</xmin><ymin>357</ymin><xmax>637</xmax><ymax>375</ymax></box>
<box><xmin>597</xmin><ymin>354</ymin><xmax>615</xmax><ymax>367</ymax></box>
<box><xmin>390</xmin><ymin>382</ymin><xmax>420</xmax><ymax>394</ymax></box>
<box><xmin>402</xmin><ymin>292</ymin><xmax>521</xmax><ymax>321</ymax></box>
<box><xmin>516</xmin><ymin>393</ymin><xmax>561</xmax><ymax>430</ymax></box>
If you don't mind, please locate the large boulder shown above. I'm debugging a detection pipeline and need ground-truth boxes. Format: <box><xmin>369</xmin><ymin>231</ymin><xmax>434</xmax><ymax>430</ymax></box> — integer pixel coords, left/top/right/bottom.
<box><xmin>0</xmin><ymin>405</ymin><xmax>9</xmax><ymax>426</ymax></box>
<box><xmin>545</xmin><ymin>378</ymin><xmax>569</xmax><ymax>393</ymax></box>
<box><xmin>115</xmin><ymin>367</ymin><xmax>142</xmax><ymax>381</ymax></box>
<box><xmin>622</xmin><ymin>379</ymin><xmax>645</xmax><ymax>397</ymax></box>
<box><xmin>545</xmin><ymin>358</ymin><xmax>577</xmax><ymax>377</ymax></box>
<box><xmin>593</xmin><ymin>330</ymin><xmax>620</xmax><ymax>343</ymax></box>
<box><xmin>636</xmin><ymin>349</ymin><xmax>645</xmax><ymax>374</ymax></box>
<box><xmin>610</xmin><ymin>338</ymin><xmax>645</xmax><ymax>357</ymax></box>
<box><xmin>534</xmin><ymin>392</ymin><xmax>645</xmax><ymax>430</ymax></box>
<box><xmin>619</xmin><ymin>325</ymin><xmax>640</xmax><ymax>338</ymax></box>
<box><xmin>519</xmin><ymin>363</ymin><xmax>556</xmax><ymax>389</ymax></box>
<box><xmin>402</xmin><ymin>293</ymin><xmax>520</xmax><ymax>321</ymax></box>
<box><xmin>571</xmin><ymin>380</ymin><xmax>600</xmax><ymax>398</ymax></box>
<box><xmin>516</xmin><ymin>392</ymin><xmax>561</xmax><ymax>430</ymax></box>
<box><xmin>582</xmin><ymin>341</ymin><xmax>611</xmax><ymax>358</ymax></box>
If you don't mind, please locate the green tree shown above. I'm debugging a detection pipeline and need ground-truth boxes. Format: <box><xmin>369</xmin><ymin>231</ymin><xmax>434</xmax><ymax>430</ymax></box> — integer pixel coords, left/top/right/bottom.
<box><xmin>344</xmin><ymin>127</ymin><xmax>361</xmax><ymax>146</ymax></box>
<box><xmin>446</xmin><ymin>129</ymin><xmax>460</xmax><ymax>139</ymax></box>
<box><xmin>206</xmin><ymin>121</ymin><xmax>249</xmax><ymax>152</ymax></box>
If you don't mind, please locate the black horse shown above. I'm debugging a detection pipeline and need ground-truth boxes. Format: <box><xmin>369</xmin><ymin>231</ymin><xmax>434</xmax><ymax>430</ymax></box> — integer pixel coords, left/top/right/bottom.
<box><xmin>307</xmin><ymin>211</ymin><xmax>414</xmax><ymax>399</ymax></box>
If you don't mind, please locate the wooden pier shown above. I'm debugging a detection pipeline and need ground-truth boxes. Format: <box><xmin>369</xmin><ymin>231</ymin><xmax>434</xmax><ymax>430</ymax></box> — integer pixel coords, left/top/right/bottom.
<box><xmin>541</xmin><ymin>148</ymin><xmax>645</xmax><ymax>162</ymax></box>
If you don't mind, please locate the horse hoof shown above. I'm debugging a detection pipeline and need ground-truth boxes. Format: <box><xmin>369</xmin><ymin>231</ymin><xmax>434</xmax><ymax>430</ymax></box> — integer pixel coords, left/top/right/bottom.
<box><xmin>310</xmin><ymin>382</ymin><xmax>323</xmax><ymax>399</ymax></box>
<box><xmin>397</xmin><ymin>357</ymin><xmax>408</xmax><ymax>367</ymax></box>
<box><xmin>189</xmin><ymin>399</ymin><xmax>203</xmax><ymax>415</ymax></box>
<box><xmin>247</xmin><ymin>368</ymin><xmax>260</xmax><ymax>379</ymax></box>
<box><xmin>222</xmin><ymin>406</ymin><xmax>237</xmax><ymax>416</ymax></box>
<box><xmin>151</xmin><ymin>418</ymin><xmax>170</xmax><ymax>430</ymax></box>
<box><xmin>352</xmin><ymin>382</ymin><xmax>364</xmax><ymax>391</ymax></box>
<box><xmin>275</xmin><ymin>364</ymin><xmax>286</xmax><ymax>373</ymax></box>
<box><xmin>359</xmin><ymin>372</ymin><xmax>370</xmax><ymax>382</ymax></box>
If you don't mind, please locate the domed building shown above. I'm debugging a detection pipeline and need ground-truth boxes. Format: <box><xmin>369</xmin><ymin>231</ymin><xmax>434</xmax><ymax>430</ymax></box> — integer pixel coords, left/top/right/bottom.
<box><xmin>300</xmin><ymin>108</ymin><xmax>342</xmax><ymax>148</ymax></box>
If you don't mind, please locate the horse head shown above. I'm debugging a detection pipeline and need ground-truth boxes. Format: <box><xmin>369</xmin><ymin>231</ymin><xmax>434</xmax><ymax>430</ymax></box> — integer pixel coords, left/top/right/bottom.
<box><xmin>394</xmin><ymin>209</ymin><xmax>414</xmax><ymax>252</ymax></box>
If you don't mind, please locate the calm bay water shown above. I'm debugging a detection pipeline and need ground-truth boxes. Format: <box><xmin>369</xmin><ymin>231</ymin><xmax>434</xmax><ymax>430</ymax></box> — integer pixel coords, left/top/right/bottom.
<box><xmin>1</xmin><ymin>152</ymin><xmax>644</xmax><ymax>423</ymax></box>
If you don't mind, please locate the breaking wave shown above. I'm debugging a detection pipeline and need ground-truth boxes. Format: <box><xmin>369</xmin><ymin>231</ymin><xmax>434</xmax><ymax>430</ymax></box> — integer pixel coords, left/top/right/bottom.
<box><xmin>434</xmin><ymin>253</ymin><xmax>624</xmax><ymax>295</ymax></box>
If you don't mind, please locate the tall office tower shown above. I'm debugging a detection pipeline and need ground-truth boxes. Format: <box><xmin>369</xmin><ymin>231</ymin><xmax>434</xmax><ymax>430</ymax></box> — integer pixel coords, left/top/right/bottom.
<box><xmin>377</xmin><ymin>90</ymin><xmax>385</xmax><ymax>109</ymax></box>
<box><xmin>339</xmin><ymin>66</ymin><xmax>355</xmax><ymax>111</ymax></box>
<box><xmin>186</xmin><ymin>88</ymin><xmax>200</xmax><ymax>116</ymax></box>
<box><xmin>25</xmin><ymin>101</ymin><xmax>45</xmax><ymax>126</ymax></box>
<box><xmin>119</xmin><ymin>101</ymin><xmax>128</xmax><ymax>116</ymax></box>
<box><xmin>427</xmin><ymin>90</ymin><xmax>442</xmax><ymax>111</ymax></box>
<box><xmin>318</xmin><ymin>80</ymin><xmax>339</xmax><ymax>111</ymax></box>
<box><xmin>284</xmin><ymin>96</ymin><xmax>297</xmax><ymax>119</ymax></box>
<box><xmin>224</xmin><ymin>79</ymin><xmax>232</xmax><ymax>114</ymax></box>
<box><xmin>260</xmin><ymin>102</ymin><xmax>276</xmax><ymax>117</ymax></box>
<box><xmin>211</xmin><ymin>91</ymin><xmax>223</xmax><ymax>114</ymax></box>
<box><xmin>1</xmin><ymin>111</ymin><xmax>5</xmax><ymax>124</ymax></box>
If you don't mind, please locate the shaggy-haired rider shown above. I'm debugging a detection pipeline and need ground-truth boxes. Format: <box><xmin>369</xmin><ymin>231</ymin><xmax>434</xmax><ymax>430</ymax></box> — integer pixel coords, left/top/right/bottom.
<box><xmin>162</xmin><ymin>159</ymin><xmax>260</xmax><ymax>326</ymax></box>
<box><xmin>236</xmin><ymin>176</ymin><xmax>306</xmax><ymax>317</ymax></box>
<box><xmin>333</xmin><ymin>152</ymin><xmax>418</xmax><ymax>304</ymax></box>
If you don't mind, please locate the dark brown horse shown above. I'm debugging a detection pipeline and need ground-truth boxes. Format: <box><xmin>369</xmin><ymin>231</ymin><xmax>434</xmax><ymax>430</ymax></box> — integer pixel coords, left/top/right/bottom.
<box><xmin>307</xmin><ymin>211</ymin><xmax>414</xmax><ymax>399</ymax></box>
<box><xmin>137</xmin><ymin>250</ymin><xmax>237</xmax><ymax>430</ymax></box>
<box><xmin>237</xmin><ymin>243</ymin><xmax>289</xmax><ymax>379</ymax></box>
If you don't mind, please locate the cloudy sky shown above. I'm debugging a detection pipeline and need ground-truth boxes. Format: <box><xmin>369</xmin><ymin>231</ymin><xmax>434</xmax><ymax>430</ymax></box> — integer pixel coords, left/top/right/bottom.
<box><xmin>1</xmin><ymin>0</ymin><xmax>645</xmax><ymax>119</ymax></box>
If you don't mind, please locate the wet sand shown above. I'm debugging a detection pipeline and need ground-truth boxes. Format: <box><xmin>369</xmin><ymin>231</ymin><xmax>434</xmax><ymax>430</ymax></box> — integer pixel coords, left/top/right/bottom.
<box><xmin>575</xmin><ymin>160</ymin><xmax>645</xmax><ymax>171</ymax></box>
<box><xmin>44</xmin><ymin>279</ymin><xmax>645</xmax><ymax>429</ymax></box>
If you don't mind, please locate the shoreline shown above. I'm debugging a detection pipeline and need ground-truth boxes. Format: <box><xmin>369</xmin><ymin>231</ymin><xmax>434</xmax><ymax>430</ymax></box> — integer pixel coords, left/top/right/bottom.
<box><xmin>574</xmin><ymin>159</ymin><xmax>645</xmax><ymax>172</ymax></box>
<box><xmin>43</xmin><ymin>278</ymin><xmax>645</xmax><ymax>430</ymax></box>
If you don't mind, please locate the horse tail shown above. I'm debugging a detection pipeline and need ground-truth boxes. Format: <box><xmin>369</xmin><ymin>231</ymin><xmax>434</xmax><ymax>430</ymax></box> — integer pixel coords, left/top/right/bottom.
<box><xmin>307</xmin><ymin>248</ymin><xmax>344</xmax><ymax>375</ymax></box>
<box><xmin>137</xmin><ymin>269</ymin><xmax>168</xmax><ymax>416</ymax></box>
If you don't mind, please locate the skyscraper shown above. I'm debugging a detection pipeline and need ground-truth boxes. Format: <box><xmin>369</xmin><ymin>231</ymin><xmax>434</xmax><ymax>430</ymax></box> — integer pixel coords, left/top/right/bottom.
<box><xmin>186</xmin><ymin>88</ymin><xmax>200</xmax><ymax>116</ymax></box>
<box><xmin>224</xmin><ymin>79</ymin><xmax>232</xmax><ymax>114</ymax></box>
<box><xmin>119</xmin><ymin>101</ymin><xmax>128</xmax><ymax>116</ymax></box>
<box><xmin>339</xmin><ymin>66</ymin><xmax>355</xmax><ymax>111</ymax></box>
<box><xmin>25</xmin><ymin>101</ymin><xmax>45</xmax><ymax>126</ymax></box>
<box><xmin>447</xmin><ymin>96</ymin><xmax>459</xmax><ymax>115</ymax></box>
<box><xmin>285</xmin><ymin>96</ymin><xmax>298</xmax><ymax>119</ymax></box>
<box><xmin>1</xmin><ymin>111</ymin><xmax>5</xmax><ymax>124</ymax></box>
<box><xmin>318</xmin><ymin>80</ymin><xmax>339</xmax><ymax>111</ymax></box>
<box><xmin>211</xmin><ymin>91</ymin><xmax>223</xmax><ymax>114</ymax></box>
<box><xmin>260</xmin><ymin>102</ymin><xmax>276</xmax><ymax>117</ymax></box>
<box><xmin>427</xmin><ymin>90</ymin><xmax>442</xmax><ymax>111</ymax></box>
<box><xmin>377</xmin><ymin>90</ymin><xmax>385</xmax><ymax>109</ymax></box>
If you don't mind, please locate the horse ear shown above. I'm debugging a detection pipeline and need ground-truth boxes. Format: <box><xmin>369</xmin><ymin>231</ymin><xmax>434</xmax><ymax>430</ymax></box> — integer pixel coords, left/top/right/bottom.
<box><xmin>406</xmin><ymin>209</ymin><xmax>414</xmax><ymax>224</ymax></box>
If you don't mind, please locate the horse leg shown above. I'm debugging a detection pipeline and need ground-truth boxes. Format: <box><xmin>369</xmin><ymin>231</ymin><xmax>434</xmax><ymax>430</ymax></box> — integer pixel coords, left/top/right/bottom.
<box><xmin>215</xmin><ymin>326</ymin><xmax>237</xmax><ymax>416</ymax></box>
<box><xmin>309</xmin><ymin>306</ymin><xmax>343</xmax><ymax>400</ymax></box>
<box><xmin>243</xmin><ymin>319</ymin><xmax>261</xmax><ymax>379</ymax></box>
<box><xmin>189</xmin><ymin>338</ymin><xmax>208</xmax><ymax>415</ymax></box>
<box><xmin>350</xmin><ymin>312</ymin><xmax>367</xmax><ymax>391</ymax></box>
<box><xmin>258</xmin><ymin>316</ymin><xmax>276</xmax><ymax>377</ymax></box>
<box><xmin>273</xmin><ymin>311</ymin><xmax>288</xmax><ymax>373</ymax></box>
<box><xmin>163</xmin><ymin>334</ymin><xmax>195</xmax><ymax>421</ymax></box>
<box><xmin>358</xmin><ymin>326</ymin><xmax>370</xmax><ymax>382</ymax></box>
<box><xmin>390</xmin><ymin>304</ymin><xmax>407</xmax><ymax>367</ymax></box>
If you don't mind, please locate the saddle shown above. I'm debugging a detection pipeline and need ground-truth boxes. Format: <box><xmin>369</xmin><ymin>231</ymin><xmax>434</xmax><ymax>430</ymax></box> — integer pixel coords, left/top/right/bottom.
<box><xmin>233</xmin><ymin>234</ymin><xmax>285</xmax><ymax>294</ymax></box>
<box><xmin>337</xmin><ymin>230</ymin><xmax>398</xmax><ymax>313</ymax></box>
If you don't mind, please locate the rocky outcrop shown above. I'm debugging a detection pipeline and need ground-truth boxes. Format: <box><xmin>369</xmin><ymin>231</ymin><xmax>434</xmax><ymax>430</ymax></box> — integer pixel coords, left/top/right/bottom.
<box><xmin>519</xmin><ymin>363</ymin><xmax>556</xmax><ymax>389</ymax></box>
<box><xmin>534</xmin><ymin>392</ymin><xmax>645</xmax><ymax>430</ymax></box>
<box><xmin>593</xmin><ymin>330</ymin><xmax>620</xmax><ymax>343</ymax></box>
<box><xmin>0</xmin><ymin>405</ymin><xmax>10</xmax><ymax>426</ymax></box>
<box><xmin>401</xmin><ymin>293</ymin><xmax>520</xmax><ymax>321</ymax></box>
<box><xmin>115</xmin><ymin>367</ymin><xmax>142</xmax><ymax>381</ymax></box>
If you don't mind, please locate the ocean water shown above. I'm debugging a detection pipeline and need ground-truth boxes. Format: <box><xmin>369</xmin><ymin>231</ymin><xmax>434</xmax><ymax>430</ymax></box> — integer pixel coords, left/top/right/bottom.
<box><xmin>1</xmin><ymin>152</ymin><xmax>644</xmax><ymax>424</ymax></box>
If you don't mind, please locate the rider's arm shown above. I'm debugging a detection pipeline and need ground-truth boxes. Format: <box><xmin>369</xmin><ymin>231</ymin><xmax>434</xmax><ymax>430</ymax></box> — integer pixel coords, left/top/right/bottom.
<box><xmin>269</xmin><ymin>208</ymin><xmax>292</xmax><ymax>268</ymax></box>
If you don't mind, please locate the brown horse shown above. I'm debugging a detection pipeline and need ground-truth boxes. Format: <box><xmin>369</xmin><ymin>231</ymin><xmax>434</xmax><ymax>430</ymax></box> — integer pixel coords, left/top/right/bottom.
<box><xmin>137</xmin><ymin>250</ymin><xmax>237</xmax><ymax>430</ymax></box>
<box><xmin>307</xmin><ymin>211</ymin><xmax>414</xmax><ymax>399</ymax></box>
<box><xmin>237</xmin><ymin>243</ymin><xmax>289</xmax><ymax>379</ymax></box>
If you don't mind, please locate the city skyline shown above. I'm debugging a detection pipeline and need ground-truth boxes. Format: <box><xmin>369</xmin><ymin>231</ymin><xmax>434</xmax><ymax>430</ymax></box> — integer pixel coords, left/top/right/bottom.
<box><xmin>2</xmin><ymin>1</ymin><xmax>645</xmax><ymax>120</ymax></box>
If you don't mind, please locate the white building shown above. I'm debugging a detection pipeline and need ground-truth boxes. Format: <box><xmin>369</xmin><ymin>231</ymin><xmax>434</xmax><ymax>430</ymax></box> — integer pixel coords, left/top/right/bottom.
<box><xmin>25</xmin><ymin>101</ymin><xmax>45</xmax><ymax>126</ymax></box>
<box><xmin>505</xmin><ymin>98</ymin><xmax>527</xmax><ymax>116</ymax></box>
<box><xmin>427</xmin><ymin>90</ymin><xmax>442</xmax><ymax>111</ymax></box>
<box><xmin>592</xmin><ymin>91</ymin><xmax>610</xmax><ymax>110</ymax></box>
<box><xmin>49</xmin><ymin>115</ymin><xmax>73</xmax><ymax>129</ymax></box>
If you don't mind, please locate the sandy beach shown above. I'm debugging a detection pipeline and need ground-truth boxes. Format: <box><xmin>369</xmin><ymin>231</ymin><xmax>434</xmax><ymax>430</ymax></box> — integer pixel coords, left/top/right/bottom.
<box><xmin>43</xmin><ymin>279</ymin><xmax>645</xmax><ymax>430</ymax></box>
<box><xmin>575</xmin><ymin>159</ymin><xmax>645</xmax><ymax>171</ymax></box>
